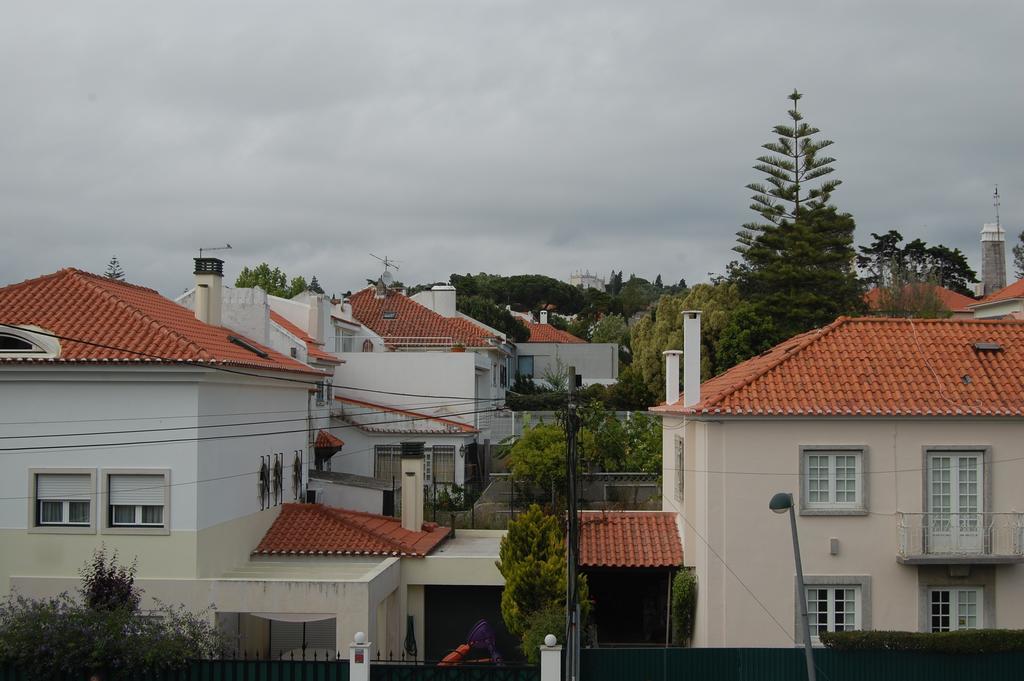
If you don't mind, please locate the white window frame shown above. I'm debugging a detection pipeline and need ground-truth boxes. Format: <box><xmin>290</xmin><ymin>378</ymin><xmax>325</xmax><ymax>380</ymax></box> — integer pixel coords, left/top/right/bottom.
<box><xmin>27</xmin><ymin>468</ymin><xmax>96</xmax><ymax>535</ymax></box>
<box><xmin>928</xmin><ymin>587</ymin><xmax>983</xmax><ymax>632</ymax></box>
<box><xmin>0</xmin><ymin>325</ymin><xmax>61</xmax><ymax>359</ymax></box>
<box><xmin>806</xmin><ymin>585</ymin><xmax>861</xmax><ymax>639</ymax></box>
<box><xmin>799</xmin><ymin>446</ymin><xmax>868</xmax><ymax>515</ymax></box>
<box><xmin>101</xmin><ymin>469</ymin><xmax>171</xmax><ymax>535</ymax></box>
<box><xmin>799</xmin><ymin>576</ymin><xmax>871</xmax><ymax>644</ymax></box>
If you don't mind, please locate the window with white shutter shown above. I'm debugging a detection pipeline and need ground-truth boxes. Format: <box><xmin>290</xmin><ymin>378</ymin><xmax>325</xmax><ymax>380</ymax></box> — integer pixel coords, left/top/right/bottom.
<box><xmin>35</xmin><ymin>473</ymin><xmax>92</xmax><ymax>526</ymax></box>
<box><xmin>107</xmin><ymin>473</ymin><xmax>167</xmax><ymax>528</ymax></box>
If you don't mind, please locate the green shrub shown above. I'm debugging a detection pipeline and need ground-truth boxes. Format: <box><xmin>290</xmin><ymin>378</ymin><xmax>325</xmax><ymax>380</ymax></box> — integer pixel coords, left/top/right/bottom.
<box><xmin>521</xmin><ymin>607</ymin><xmax>564</xmax><ymax>663</ymax></box>
<box><xmin>820</xmin><ymin>629</ymin><xmax>1024</xmax><ymax>653</ymax></box>
<box><xmin>670</xmin><ymin>568</ymin><xmax>697</xmax><ymax>645</ymax></box>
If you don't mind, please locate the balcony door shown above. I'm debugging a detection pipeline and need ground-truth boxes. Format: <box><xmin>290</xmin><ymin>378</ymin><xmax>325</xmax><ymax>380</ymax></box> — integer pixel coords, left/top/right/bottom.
<box><xmin>927</xmin><ymin>453</ymin><xmax>983</xmax><ymax>554</ymax></box>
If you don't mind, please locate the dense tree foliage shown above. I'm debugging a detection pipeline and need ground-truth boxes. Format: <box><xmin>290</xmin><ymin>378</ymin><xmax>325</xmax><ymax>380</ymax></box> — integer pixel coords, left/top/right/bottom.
<box><xmin>629</xmin><ymin>283</ymin><xmax>742</xmax><ymax>399</ymax></box>
<box><xmin>728</xmin><ymin>90</ymin><xmax>863</xmax><ymax>362</ymax></box>
<box><xmin>0</xmin><ymin>549</ymin><xmax>223</xmax><ymax>680</ymax></box>
<box><xmin>307</xmin><ymin>276</ymin><xmax>325</xmax><ymax>294</ymax></box>
<box><xmin>235</xmin><ymin>263</ymin><xmax>309</xmax><ymax>298</ymax></box>
<box><xmin>497</xmin><ymin>505</ymin><xmax>589</xmax><ymax>657</ymax></box>
<box><xmin>457</xmin><ymin>294</ymin><xmax>530</xmax><ymax>342</ymax></box>
<box><xmin>858</xmin><ymin>229</ymin><xmax>978</xmax><ymax>296</ymax></box>
<box><xmin>450</xmin><ymin>273</ymin><xmax>586</xmax><ymax>315</ymax></box>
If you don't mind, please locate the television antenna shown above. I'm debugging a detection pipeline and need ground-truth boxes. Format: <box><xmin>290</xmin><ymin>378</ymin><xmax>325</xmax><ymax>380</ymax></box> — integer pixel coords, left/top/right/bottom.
<box><xmin>199</xmin><ymin>244</ymin><xmax>232</xmax><ymax>258</ymax></box>
<box><xmin>370</xmin><ymin>253</ymin><xmax>400</xmax><ymax>286</ymax></box>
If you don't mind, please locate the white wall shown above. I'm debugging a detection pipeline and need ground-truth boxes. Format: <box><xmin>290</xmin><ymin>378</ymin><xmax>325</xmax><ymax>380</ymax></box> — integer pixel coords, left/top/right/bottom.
<box><xmin>972</xmin><ymin>299</ymin><xmax>1023</xmax><ymax>318</ymax></box>
<box><xmin>0</xmin><ymin>367</ymin><xmax>202</xmax><ymax>532</ymax></box>
<box><xmin>178</xmin><ymin>287</ymin><xmax>271</xmax><ymax>345</ymax></box>
<box><xmin>196</xmin><ymin>376</ymin><xmax>311</xmax><ymax>530</ymax></box>
<box><xmin>308</xmin><ymin>479</ymin><xmax>383</xmax><ymax>514</ymax></box>
<box><xmin>328</xmin><ymin>429</ymin><xmax>474</xmax><ymax>486</ymax></box>
<box><xmin>333</xmin><ymin>352</ymin><xmax>480</xmax><ymax>419</ymax></box>
<box><xmin>517</xmin><ymin>342</ymin><xmax>618</xmax><ymax>382</ymax></box>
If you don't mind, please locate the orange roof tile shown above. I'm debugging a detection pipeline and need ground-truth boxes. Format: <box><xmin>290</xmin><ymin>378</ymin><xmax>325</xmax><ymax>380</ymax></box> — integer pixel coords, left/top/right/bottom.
<box><xmin>0</xmin><ymin>269</ymin><xmax>322</xmax><ymax>375</ymax></box>
<box><xmin>269</xmin><ymin>310</ymin><xmax>342</xmax><ymax>365</ymax></box>
<box><xmin>653</xmin><ymin>317</ymin><xmax>1024</xmax><ymax>417</ymax></box>
<box><xmin>348</xmin><ymin>288</ymin><xmax>495</xmax><ymax>348</ymax></box>
<box><xmin>579</xmin><ymin>512</ymin><xmax>682</xmax><ymax>568</ymax></box>
<box><xmin>865</xmin><ymin>284</ymin><xmax>976</xmax><ymax>313</ymax></box>
<box><xmin>524</xmin><ymin>322</ymin><xmax>585</xmax><ymax>344</ymax></box>
<box><xmin>254</xmin><ymin>503</ymin><xmax>450</xmax><ymax>557</ymax></box>
<box><xmin>314</xmin><ymin>429</ymin><xmax>344</xmax><ymax>449</ymax></box>
<box><xmin>973</xmin><ymin>278</ymin><xmax>1024</xmax><ymax>306</ymax></box>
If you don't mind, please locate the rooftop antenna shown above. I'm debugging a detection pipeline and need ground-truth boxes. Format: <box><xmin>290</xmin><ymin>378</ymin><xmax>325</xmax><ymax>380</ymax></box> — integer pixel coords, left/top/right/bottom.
<box><xmin>370</xmin><ymin>253</ymin><xmax>400</xmax><ymax>286</ymax></box>
<box><xmin>994</xmin><ymin>185</ymin><xmax>1001</xmax><ymax>228</ymax></box>
<box><xmin>199</xmin><ymin>244</ymin><xmax>232</xmax><ymax>258</ymax></box>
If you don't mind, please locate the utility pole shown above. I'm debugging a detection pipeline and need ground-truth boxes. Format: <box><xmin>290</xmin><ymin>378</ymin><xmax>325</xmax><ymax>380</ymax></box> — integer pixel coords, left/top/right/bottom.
<box><xmin>565</xmin><ymin>366</ymin><xmax>581</xmax><ymax>681</ymax></box>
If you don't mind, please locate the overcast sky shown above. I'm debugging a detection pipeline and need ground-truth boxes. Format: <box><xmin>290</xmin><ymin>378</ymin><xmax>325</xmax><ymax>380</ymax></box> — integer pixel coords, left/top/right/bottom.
<box><xmin>2</xmin><ymin>1</ymin><xmax>1022</xmax><ymax>298</ymax></box>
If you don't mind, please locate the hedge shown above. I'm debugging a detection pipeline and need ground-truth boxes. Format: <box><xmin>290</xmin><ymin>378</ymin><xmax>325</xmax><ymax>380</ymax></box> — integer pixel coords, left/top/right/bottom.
<box><xmin>820</xmin><ymin>629</ymin><xmax>1024</xmax><ymax>654</ymax></box>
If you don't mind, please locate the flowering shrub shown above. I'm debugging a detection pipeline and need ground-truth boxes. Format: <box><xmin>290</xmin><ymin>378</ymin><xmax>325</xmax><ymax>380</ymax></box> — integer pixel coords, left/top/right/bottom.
<box><xmin>0</xmin><ymin>549</ymin><xmax>225</xmax><ymax>680</ymax></box>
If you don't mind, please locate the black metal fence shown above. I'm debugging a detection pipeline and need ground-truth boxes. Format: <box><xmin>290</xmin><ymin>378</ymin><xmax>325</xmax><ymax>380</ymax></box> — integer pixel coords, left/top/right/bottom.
<box><xmin>370</xmin><ymin>661</ymin><xmax>538</xmax><ymax>681</ymax></box>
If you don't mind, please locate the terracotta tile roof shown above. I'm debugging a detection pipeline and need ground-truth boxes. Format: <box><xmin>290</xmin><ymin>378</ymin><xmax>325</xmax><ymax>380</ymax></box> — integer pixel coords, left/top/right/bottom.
<box><xmin>524</xmin><ymin>322</ymin><xmax>585</xmax><ymax>344</ymax></box>
<box><xmin>972</xmin><ymin>278</ymin><xmax>1024</xmax><ymax>306</ymax></box>
<box><xmin>0</xmin><ymin>269</ymin><xmax>322</xmax><ymax>375</ymax></box>
<box><xmin>579</xmin><ymin>512</ymin><xmax>682</xmax><ymax>568</ymax></box>
<box><xmin>269</xmin><ymin>310</ymin><xmax>342</xmax><ymax>365</ymax></box>
<box><xmin>333</xmin><ymin>395</ymin><xmax>478</xmax><ymax>434</ymax></box>
<box><xmin>348</xmin><ymin>288</ymin><xmax>495</xmax><ymax>348</ymax></box>
<box><xmin>653</xmin><ymin>317</ymin><xmax>1024</xmax><ymax>417</ymax></box>
<box><xmin>254</xmin><ymin>503</ymin><xmax>450</xmax><ymax>557</ymax></box>
<box><xmin>865</xmin><ymin>284</ymin><xmax>976</xmax><ymax>314</ymax></box>
<box><xmin>314</xmin><ymin>429</ymin><xmax>344</xmax><ymax>449</ymax></box>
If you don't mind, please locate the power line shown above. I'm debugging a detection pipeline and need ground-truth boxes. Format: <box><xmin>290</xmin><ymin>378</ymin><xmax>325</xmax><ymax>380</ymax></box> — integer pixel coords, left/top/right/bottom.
<box><xmin>0</xmin><ymin>406</ymin><xmax>501</xmax><ymax>454</ymax></box>
<box><xmin>0</xmin><ymin>398</ymin><xmax>491</xmax><ymax>441</ymax></box>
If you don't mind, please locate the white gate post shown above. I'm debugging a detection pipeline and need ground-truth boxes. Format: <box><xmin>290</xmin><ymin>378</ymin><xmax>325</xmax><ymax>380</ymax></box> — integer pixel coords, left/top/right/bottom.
<box><xmin>349</xmin><ymin>631</ymin><xmax>373</xmax><ymax>681</ymax></box>
<box><xmin>540</xmin><ymin>634</ymin><xmax>562</xmax><ymax>681</ymax></box>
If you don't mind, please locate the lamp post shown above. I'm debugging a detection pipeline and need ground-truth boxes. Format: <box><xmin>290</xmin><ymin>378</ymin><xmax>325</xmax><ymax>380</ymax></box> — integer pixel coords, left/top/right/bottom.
<box><xmin>770</xmin><ymin>492</ymin><xmax>816</xmax><ymax>681</ymax></box>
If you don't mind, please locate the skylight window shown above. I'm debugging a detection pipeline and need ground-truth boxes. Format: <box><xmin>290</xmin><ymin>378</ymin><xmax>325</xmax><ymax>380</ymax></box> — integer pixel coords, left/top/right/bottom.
<box><xmin>228</xmin><ymin>335</ymin><xmax>269</xmax><ymax>358</ymax></box>
<box><xmin>0</xmin><ymin>326</ymin><xmax>60</xmax><ymax>358</ymax></box>
<box><xmin>0</xmin><ymin>334</ymin><xmax>41</xmax><ymax>352</ymax></box>
<box><xmin>973</xmin><ymin>342</ymin><xmax>1003</xmax><ymax>352</ymax></box>
<box><xmin>383</xmin><ymin>311</ymin><xmax>397</xmax><ymax>320</ymax></box>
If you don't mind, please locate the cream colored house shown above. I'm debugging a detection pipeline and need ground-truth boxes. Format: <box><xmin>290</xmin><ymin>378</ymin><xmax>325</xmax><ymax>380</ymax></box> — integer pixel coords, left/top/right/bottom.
<box><xmin>656</xmin><ymin>313</ymin><xmax>1024</xmax><ymax>647</ymax></box>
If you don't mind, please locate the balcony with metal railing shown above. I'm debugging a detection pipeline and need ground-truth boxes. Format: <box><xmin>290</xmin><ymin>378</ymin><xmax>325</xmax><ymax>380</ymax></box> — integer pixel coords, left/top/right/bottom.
<box><xmin>897</xmin><ymin>512</ymin><xmax>1024</xmax><ymax>564</ymax></box>
<box><xmin>331</xmin><ymin>334</ymin><xmax>456</xmax><ymax>352</ymax></box>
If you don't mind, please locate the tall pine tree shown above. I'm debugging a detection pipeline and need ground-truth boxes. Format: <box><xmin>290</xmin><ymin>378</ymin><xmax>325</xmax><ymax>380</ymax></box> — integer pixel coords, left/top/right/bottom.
<box><xmin>727</xmin><ymin>90</ymin><xmax>862</xmax><ymax>359</ymax></box>
<box><xmin>104</xmin><ymin>256</ymin><xmax>125</xmax><ymax>281</ymax></box>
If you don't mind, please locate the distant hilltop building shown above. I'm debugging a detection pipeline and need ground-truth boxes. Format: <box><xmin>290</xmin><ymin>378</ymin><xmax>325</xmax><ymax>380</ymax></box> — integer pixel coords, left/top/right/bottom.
<box><xmin>570</xmin><ymin>270</ymin><xmax>606</xmax><ymax>291</ymax></box>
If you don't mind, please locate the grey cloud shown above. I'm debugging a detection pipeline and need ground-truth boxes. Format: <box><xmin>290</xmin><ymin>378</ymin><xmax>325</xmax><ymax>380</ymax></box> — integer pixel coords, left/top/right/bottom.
<box><xmin>1</xmin><ymin>0</ymin><xmax>1021</xmax><ymax>299</ymax></box>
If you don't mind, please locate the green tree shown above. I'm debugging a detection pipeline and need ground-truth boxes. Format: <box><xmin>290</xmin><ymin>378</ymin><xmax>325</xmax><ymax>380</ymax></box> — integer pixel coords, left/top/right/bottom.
<box><xmin>730</xmin><ymin>89</ymin><xmax>863</xmax><ymax>360</ymax></box>
<box><xmin>858</xmin><ymin>231</ymin><xmax>978</xmax><ymax>296</ymax></box>
<box><xmin>1014</xmin><ymin>231</ymin><xmax>1024</xmax><ymax>280</ymax></box>
<box><xmin>104</xmin><ymin>256</ymin><xmax>125</xmax><ymax>281</ymax></box>
<box><xmin>0</xmin><ymin>548</ymin><xmax>223</xmax><ymax>680</ymax></box>
<box><xmin>308</xmin><ymin>276</ymin><xmax>325</xmax><ymax>294</ymax></box>
<box><xmin>590</xmin><ymin>314</ymin><xmax>628</xmax><ymax>346</ymax></box>
<box><xmin>497</xmin><ymin>505</ymin><xmax>589</xmax><ymax>658</ymax></box>
<box><xmin>457</xmin><ymin>295</ymin><xmax>530</xmax><ymax>342</ymax></box>
<box><xmin>235</xmin><ymin>263</ymin><xmax>308</xmax><ymax>298</ymax></box>
<box><xmin>507</xmin><ymin>424</ymin><xmax>571</xmax><ymax>491</ymax></box>
<box><xmin>629</xmin><ymin>282</ymin><xmax>742</xmax><ymax>398</ymax></box>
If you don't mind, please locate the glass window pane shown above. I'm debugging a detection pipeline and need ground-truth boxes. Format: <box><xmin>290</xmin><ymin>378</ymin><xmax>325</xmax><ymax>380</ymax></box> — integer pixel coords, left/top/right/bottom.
<box><xmin>39</xmin><ymin>501</ymin><xmax>63</xmax><ymax>524</ymax></box>
<box><xmin>68</xmin><ymin>501</ymin><xmax>90</xmax><ymax>524</ymax></box>
<box><xmin>141</xmin><ymin>506</ymin><xmax>163</xmax><ymax>525</ymax></box>
<box><xmin>931</xmin><ymin>591</ymin><xmax>951</xmax><ymax>632</ymax></box>
<box><xmin>113</xmin><ymin>505</ymin><xmax>136</xmax><ymax>525</ymax></box>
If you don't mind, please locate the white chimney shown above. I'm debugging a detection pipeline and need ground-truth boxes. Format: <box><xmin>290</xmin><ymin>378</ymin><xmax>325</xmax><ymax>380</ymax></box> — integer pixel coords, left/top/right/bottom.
<box><xmin>430</xmin><ymin>285</ymin><xmax>457</xmax><ymax>317</ymax></box>
<box><xmin>540</xmin><ymin>310</ymin><xmax>549</xmax><ymax>324</ymax></box>
<box><xmin>682</xmin><ymin>310</ymin><xmax>701</xmax><ymax>407</ymax></box>
<box><xmin>400</xmin><ymin>442</ymin><xmax>425</xmax><ymax>532</ymax></box>
<box><xmin>663</xmin><ymin>350</ymin><xmax>682</xmax><ymax>404</ymax></box>
<box><xmin>193</xmin><ymin>258</ymin><xmax>224</xmax><ymax>327</ymax></box>
<box><xmin>307</xmin><ymin>294</ymin><xmax>327</xmax><ymax>344</ymax></box>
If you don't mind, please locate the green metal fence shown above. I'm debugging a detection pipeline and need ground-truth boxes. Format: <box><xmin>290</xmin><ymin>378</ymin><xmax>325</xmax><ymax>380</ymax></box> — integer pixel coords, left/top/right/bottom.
<box><xmin>580</xmin><ymin>647</ymin><xmax>1024</xmax><ymax>681</ymax></box>
<box><xmin>0</xmin><ymin>659</ymin><xmax>350</xmax><ymax>681</ymax></box>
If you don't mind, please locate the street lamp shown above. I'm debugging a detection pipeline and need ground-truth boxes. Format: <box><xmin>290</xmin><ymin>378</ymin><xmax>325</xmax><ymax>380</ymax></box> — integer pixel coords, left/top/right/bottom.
<box><xmin>770</xmin><ymin>492</ymin><xmax>816</xmax><ymax>681</ymax></box>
